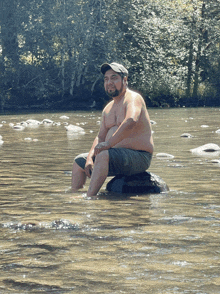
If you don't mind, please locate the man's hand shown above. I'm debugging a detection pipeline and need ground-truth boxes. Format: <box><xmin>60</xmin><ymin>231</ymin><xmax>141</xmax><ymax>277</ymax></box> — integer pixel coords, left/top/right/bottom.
<box><xmin>94</xmin><ymin>141</ymin><xmax>111</xmax><ymax>156</ymax></box>
<box><xmin>85</xmin><ymin>159</ymin><xmax>94</xmax><ymax>178</ymax></box>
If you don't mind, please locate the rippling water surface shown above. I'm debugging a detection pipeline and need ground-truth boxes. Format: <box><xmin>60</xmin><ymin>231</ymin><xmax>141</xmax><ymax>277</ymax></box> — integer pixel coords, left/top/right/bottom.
<box><xmin>0</xmin><ymin>108</ymin><xmax>219</xmax><ymax>293</ymax></box>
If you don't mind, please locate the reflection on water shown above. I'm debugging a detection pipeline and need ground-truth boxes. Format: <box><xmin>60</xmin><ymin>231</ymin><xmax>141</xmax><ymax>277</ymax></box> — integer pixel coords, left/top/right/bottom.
<box><xmin>0</xmin><ymin>108</ymin><xmax>220</xmax><ymax>293</ymax></box>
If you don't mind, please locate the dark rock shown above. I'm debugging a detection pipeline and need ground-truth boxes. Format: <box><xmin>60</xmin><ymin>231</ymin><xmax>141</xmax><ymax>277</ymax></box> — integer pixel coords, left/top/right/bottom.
<box><xmin>106</xmin><ymin>171</ymin><xmax>169</xmax><ymax>194</ymax></box>
<box><xmin>180</xmin><ymin>133</ymin><xmax>194</xmax><ymax>138</ymax></box>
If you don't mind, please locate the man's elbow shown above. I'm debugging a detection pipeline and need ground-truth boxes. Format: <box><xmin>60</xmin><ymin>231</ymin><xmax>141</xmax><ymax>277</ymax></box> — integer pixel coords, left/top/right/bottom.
<box><xmin>126</xmin><ymin>117</ymin><xmax>137</xmax><ymax>128</ymax></box>
<box><xmin>98</xmin><ymin>134</ymin><xmax>106</xmax><ymax>142</ymax></box>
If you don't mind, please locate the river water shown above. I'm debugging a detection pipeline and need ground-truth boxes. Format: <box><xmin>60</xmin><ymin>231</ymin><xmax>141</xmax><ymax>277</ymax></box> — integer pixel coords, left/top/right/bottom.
<box><xmin>0</xmin><ymin>107</ymin><xmax>219</xmax><ymax>293</ymax></box>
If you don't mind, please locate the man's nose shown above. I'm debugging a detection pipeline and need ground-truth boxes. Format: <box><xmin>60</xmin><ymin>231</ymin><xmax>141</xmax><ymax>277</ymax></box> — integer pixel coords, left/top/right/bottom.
<box><xmin>106</xmin><ymin>79</ymin><xmax>113</xmax><ymax>85</ymax></box>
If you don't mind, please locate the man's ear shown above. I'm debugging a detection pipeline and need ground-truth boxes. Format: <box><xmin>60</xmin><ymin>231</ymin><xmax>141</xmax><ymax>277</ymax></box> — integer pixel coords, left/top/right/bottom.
<box><xmin>123</xmin><ymin>77</ymin><xmax>128</xmax><ymax>86</ymax></box>
<box><xmin>123</xmin><ymin>77</ymin><xmax>128</xmax><ymax>85</ymax></box>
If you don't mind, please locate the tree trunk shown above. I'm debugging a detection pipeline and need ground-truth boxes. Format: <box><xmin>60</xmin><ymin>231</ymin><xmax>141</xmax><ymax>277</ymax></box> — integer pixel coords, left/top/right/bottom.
<box><xmin>1</xmin><ymin>0</ymin><xmax>19</xmax><ymax>66</ymax></box>
<box><xmin>186</xmin><ymin>40</ymin><xmax>193</xmax><ymax>98</ymax></box>
<box><xmin>61</xmin><ymin>49</ymin><xmax>65</xmax><ymax>95</ymax></box>
<box><xmin>192</xmin><ymin>2</ymin><xmax>206</xmax><ymax>98</ymax></box>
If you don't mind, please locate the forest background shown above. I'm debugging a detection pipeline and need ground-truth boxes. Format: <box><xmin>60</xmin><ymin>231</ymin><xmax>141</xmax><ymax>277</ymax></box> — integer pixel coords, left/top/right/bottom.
<box><xmin>0</xmin><ymin>0</ymin><xmax>220</xmax><ymax>113</ymax></box>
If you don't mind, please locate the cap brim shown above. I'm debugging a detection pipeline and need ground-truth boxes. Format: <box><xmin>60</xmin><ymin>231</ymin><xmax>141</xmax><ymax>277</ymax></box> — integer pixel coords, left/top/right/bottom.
<box><xmin>100</xmin><ymin>63</ymin><xmax>111</xmax><ymax>75</ymax></box>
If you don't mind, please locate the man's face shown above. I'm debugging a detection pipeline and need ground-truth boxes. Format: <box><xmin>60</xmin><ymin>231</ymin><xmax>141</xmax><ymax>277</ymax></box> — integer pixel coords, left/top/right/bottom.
<box><xmin>104</xmin><ymin>69</ymin><xmax>124</xmax><ymax>98</ymax></box>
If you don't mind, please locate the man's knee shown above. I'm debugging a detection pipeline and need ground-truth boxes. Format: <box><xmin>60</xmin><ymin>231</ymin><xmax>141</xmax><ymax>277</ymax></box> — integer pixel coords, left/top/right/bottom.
<box><xmin>95</xmin><ymin>150</ymin><xmax>109</xmax><ymax>165</ymax></box>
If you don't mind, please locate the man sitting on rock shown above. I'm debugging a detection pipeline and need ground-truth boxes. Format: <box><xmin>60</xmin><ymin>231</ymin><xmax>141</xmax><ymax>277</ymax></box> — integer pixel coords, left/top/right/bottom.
<box><xmin>71</xmin><ymin>62</ymin><xmax>154</xmax><ymax>197</ymax></box>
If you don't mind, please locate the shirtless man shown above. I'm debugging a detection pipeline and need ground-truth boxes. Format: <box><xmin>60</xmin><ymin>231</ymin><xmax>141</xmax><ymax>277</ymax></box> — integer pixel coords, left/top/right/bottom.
<box><xmin>71</xmin><ymin>62</ymin><xmax>154</xmax><ymax>197</ymax></box>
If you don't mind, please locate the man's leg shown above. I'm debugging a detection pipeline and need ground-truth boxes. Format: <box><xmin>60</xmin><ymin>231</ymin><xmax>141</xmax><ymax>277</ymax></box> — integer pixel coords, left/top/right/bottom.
<box><xmin>87</xmin><ymin>150</ymin><xmax>109</xmax><ymax>197</ymax></box>
<box><xmin>71</xmin><ymin>161</ymin><xmax>87</xmax><ymax>192</ymax></box>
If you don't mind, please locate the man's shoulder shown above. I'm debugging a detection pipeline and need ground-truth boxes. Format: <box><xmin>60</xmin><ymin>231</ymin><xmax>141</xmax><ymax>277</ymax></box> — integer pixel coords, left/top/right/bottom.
<box><xmin>125</xmin><ymin>89</ymin><xmax>143</xmax><ymax>102</ymax></box>
<box><xmin>103</xmin><ymin>100</ymin><xmax>114</xmax><ymax>113</ymax></box>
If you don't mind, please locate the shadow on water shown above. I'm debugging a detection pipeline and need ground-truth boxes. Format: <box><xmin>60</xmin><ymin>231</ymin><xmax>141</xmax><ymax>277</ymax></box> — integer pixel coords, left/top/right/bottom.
<box><xmin>0</xmin><ymin>108</ymin><xmax>220</xmax><ymax>293</ymax></box>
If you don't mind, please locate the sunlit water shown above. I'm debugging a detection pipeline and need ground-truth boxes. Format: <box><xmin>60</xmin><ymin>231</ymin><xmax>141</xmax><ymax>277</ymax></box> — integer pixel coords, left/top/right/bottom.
<box><xmin>0</xmin><ymin>108</ymin><xmax>219</xmax><ymax>293</ymax></box>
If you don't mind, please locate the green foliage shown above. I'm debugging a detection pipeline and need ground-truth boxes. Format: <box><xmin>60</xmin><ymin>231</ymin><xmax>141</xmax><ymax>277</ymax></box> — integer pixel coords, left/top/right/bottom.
<box><xmin>0</xmin><ymin>0</ymin><xmax>220</xmax><ymax>112</ymax></box>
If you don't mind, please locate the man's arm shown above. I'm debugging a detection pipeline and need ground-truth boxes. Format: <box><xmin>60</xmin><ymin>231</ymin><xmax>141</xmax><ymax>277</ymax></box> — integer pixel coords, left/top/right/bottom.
<box><xmin>94</xmin><ymin>93</ymin><xmax>142</xmax><ymax>154</ymax></box>
<box><xmin>108</xmin><ymin>101</ymin><xmax>141</xmax><ymax>147</ymax></box>
<box><xmin>85</xmin><ymin>113</ymin><xmax>108</xmax><ymax>177</ymax></box>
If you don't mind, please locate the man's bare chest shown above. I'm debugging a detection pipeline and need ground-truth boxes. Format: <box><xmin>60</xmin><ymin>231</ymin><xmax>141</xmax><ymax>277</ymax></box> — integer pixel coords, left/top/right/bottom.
<box><xmin>105</xmin><ymin>106</ymin><xmax>125</xmax><ymax>128</ymax></box>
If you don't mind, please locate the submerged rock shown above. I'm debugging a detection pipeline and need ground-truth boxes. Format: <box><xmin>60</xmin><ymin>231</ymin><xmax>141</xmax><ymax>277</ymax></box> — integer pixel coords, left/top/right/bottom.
<box><xmin>211</xmin><ymin>159</ymin><xmax>220</xmax><ymax>164</ymax></box>
<box><xmin>0</xmin><ymin>135</ymin><xmax>3</xmax><ymax>145</ymax></box>
<box><xmin>106</xmin><ymin>171</ymin><xmax>169</xmax><ymax>194</ymax></box>
<box><xmin>3</xmin><ymin>222</ymin><xmax>40</xmax><ymax>231</ymax></box>
<box><xmin>60</xmin><ymin>115</ymin><xmax>69</xmax><ymax>120</ymax></box>
<box><xmin>3</xmin><ymin>219</ymin><xmax>79</xmax><ymax>231</ymax></box>
<box><xmin>180</xmin><ymin>133</ymin><xmax>194</xmax><ymax>138</ymax></box>
<box><xmin>26</xmin><ymin>119</ymin><xmax>41</xmax><ymax>128</ymax></box>
<box><xmin>51</xmin><ymin>219</ymin><xmax>79</xmax><ymax>230</ymax></box>
<box><xmin>156</xmin><ymin>153</ymin><xmax>175</xmax><ymax>159</ymax></box>
<box><xmin>26</xmin><ymin>119</ymin><xmax>41</xmax><ymax>125</ymax></box>
<box><xmin>24</xmin><ymin>137</ymin><xmax>32</xmax><ymax>141</ymax></box>
<box><xmin>42</xmin><ymin>119</ymin><xmax>53</xmax><ymax>125</ymax></box>
<box><xmin>12</xmin><ymin>124</ymin><xmax>26</xmax><ymax>131</ymax></box>
<box><xmin>190</xmin><ymin>143</ymin><xmax>220</xmax><ymax>154</ymax></box>
<box><xmin>65</xmin><ymin>124</ymin><xmax>85</xmax><ymax>134</ymax></box>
